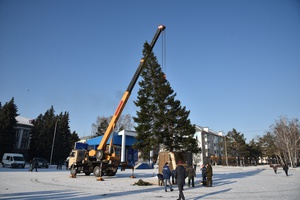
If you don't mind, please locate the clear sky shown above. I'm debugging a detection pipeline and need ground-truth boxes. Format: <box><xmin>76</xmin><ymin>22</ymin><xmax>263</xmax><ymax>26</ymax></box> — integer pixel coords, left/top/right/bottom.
<box><xmin>1</xmin><ymin>0</ymin><xmax>299</xmax><ymax>141</ymax></box>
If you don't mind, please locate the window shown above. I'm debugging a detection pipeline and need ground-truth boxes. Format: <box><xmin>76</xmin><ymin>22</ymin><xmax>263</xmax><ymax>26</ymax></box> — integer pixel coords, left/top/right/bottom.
<box><xmin>16</xmin><ymin>130</ymin><xmax>20</xmax><ymax>137</ymax></box>
<box><xmin>21</xmin><ymin>143</ymin><xmax>28</xmax><ymax>149</ymax></box>
<box><xmin>23</xmin><ymin>130</ymin><xmax>30</xmax><ymax>138</ymax></box>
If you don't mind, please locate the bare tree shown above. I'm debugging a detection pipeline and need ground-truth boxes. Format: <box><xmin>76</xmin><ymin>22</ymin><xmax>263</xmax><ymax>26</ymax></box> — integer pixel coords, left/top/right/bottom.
<box><xmin>271</xmin><ymin>116</ymin><xmax>300</xmax><ymax>167</ymax></box>
<box><xmin>91</xmin><ymin>114</ymin><xmax>134</xmax><ymax>138</ymax></box>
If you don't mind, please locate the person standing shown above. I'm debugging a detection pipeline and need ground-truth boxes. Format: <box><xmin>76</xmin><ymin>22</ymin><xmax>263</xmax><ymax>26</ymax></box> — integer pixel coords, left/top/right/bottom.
<box><xmin>193</xmin><ymin>162</ymin><xmax>197</xmax><ymax>171</ymax></box>
<box><xmin>28</xmin><ymin>160</ymin><xmax>33</xmax><ymax>171</ymax></box>
<box><xmin>201</xmin><ymin>164</ymin><xmax>207</xmax><ymax>186</ymax></box>
<box><xmin>30</xmin><ymin>158</ymin><xmax>38</xmax><ymax>172</ymax></box>
<box><xmin>175</xmin><ymin>160</ymin><xmax>187</xmax><ymax>200</ymax></box>
<box><xmin>187</xmin><ymin>165</ymin><xmax>195</xmax><ymax>187</ymax></box>
<box><xmin>171</xmin><ymin>169</ymin><xmax>176</xmax><ymax>184</ymax></box>
<box><xmin>162</xmin><ymin>162</ymin><xmax>173</xmax><ymax>192</ymax></box>
<box><xmin>205</xmin><ymin>163</ymin><xmax>213</xmax><ymax>187</ymax></box>
<box><xmin>272</xmin><ymin>164</ymin><xmax>278</xmax><ymax>174</ymax></box>
<box><xmin>283</xmin><ymin>163</ymin><xmax>289</xmax><ymax>176</ymax></box>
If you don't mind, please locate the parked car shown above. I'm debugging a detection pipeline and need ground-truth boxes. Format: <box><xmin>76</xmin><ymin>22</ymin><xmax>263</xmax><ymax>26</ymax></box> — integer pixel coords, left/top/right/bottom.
<box><xmin>34</xmin><ymin>157</ymin><xmax>49</xmax><ymax>168</ymax></box>
<box><xmin>2</xmin><ymin>153</ymin><xmax>25</xmax><ymax>168</ymax></box>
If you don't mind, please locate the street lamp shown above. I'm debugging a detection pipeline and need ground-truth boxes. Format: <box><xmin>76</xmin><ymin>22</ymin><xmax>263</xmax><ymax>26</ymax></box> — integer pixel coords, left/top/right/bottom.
<box><xmin>50</xmin><ymin>119</ymin><xmax>59</xmax><ymax>165</ymax></box>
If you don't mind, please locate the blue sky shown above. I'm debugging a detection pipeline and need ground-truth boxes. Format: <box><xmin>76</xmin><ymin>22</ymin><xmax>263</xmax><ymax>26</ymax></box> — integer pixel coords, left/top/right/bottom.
<box><xmin>1</xmin><ymin>0</ymin><xmax>299</xmax><ymax>141</ymax></box>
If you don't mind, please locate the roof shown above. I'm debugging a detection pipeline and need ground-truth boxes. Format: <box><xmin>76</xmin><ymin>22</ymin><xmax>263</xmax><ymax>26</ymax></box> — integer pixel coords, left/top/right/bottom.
<box><xmin>87</xmin><ymin>132</ymin><xmax>137</xmax><ymax>147</ymax></box>
<box><xmin>15</xmin><ymin>116</ymin><xmax>34</xmax><ymax>127</ymax></box>
<box><xmin>195</xmin><ymin>125</ymin><xmax>223</xmax><ymax>136</ymax></box>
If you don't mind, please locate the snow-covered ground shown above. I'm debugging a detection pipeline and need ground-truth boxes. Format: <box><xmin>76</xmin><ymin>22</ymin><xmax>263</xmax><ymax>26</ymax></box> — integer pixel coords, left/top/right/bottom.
<box><xmin>0</xmin><ymin>164</ymin><xmax>299</xmax><ymax>200</ymax></box>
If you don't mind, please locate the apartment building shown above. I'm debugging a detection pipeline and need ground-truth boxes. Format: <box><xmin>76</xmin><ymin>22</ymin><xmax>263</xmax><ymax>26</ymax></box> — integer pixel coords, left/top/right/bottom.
<box><xmin>193</xmin><ymin>125</ymin><xmax>224</xmax><ymax>166</ymax></box>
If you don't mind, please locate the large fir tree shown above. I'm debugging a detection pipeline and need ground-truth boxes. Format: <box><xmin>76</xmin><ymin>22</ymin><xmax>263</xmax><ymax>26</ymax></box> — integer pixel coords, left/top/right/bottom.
<box><xmin>0</xmin><ymin>98</ymin><xmax>18</xmax><ymax>158</ymax></box>
<box><xmin>133</xmin><ymin>43</ymin><xmax>200</xmax><ymax>160</ymax></box>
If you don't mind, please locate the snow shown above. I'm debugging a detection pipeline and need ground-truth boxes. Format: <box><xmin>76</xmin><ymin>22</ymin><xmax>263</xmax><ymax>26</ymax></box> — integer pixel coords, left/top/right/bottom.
<box><xmin>16</xmin><ymin>116</ymin><xmax>33</xmax><ymax>126</ymax></box>
<box><xmin>0</xmin><ymin>164</ymin><xmax>299</xmax><ymax>200</ymax></box>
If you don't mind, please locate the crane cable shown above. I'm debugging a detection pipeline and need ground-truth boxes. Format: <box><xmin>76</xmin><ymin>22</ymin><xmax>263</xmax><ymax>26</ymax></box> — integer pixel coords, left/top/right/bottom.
<box><xmin>161</xmin><ymin>29</ymin><xmax>167</xmax><ymax>79</ymax></box>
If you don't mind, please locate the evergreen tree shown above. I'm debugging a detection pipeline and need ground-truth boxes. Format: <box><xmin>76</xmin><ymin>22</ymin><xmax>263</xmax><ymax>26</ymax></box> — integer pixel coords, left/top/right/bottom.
<box><xmin>133</xmin><ymin>43</ymin><xmax>200</xmax><ymax>160</ymax></box>
<box><xmin>53</xmin><ymin>112</ymin><xmax>73</xmax><ymax>164</ymax></box>
<box><xmin>29</xmin><ymin>106</ymin><xmax>55</xmax><ymax>160</ymax></box>
<box><xmin>257</xmin><ymin>132</ymin><xmax>278</xmax><ymax>163</ymax></box>
<box><xmin>28</xmin><ymin>106</ymin><xmax>75</xmax><ymax>164</ymax></box>
<box><xmin>0</xmin><ymin>98</ymin><xmax>18</xmax><ymax>158</ymax></box>
<box><xmin>70</xmin><ymin>131</ymin><xmax>80</xmax><ymax>149</ymax></box>
<box><xmin>226</xmin><ymin>128</ymin><xmax>248</xmax><ymax>165</ymax></box>
<box><xmin>247</xmin><ymin>139</ymin><xmax>261</xmax><ymax>165</ymax></box>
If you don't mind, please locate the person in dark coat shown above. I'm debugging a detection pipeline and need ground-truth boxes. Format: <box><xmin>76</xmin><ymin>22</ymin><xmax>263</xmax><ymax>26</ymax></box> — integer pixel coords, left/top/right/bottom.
<box><xmin>201</xmin><ymin>164</ymin><xmax>207</xmax><ymax>186</ymax></box>
<box><xmin>162</xmin><ymin>162</ymin><xmax>173</xmax><ymax>192</ymax></box>
<box><xmin>171</xmin><ymin>169</ymin><xmax>176</xmax><ymax>184</ymax></box>
<box><xmin>272</xmin><ymin>164</ymin><xmax>278</xmax><ymax>174</ymax></box>
<box><xmin>205</xmin><ymin>163</ymin><xmax>213</xmax><ymax>187</ymax></box>
<box><xmin>187</xmin><ymin>165</ymin><xmax>195</xmax><ymax>187</ymax></box>
<box><xmin>175</xmin><ymin>160</ymin><xmax>187</xmax><ymax>200</ymax></box>
<box><xmin>30</xmin><ymin>158</ymin><xmax>38</xmax><ymax>172</ymax></box>
<box><xmin>283</xmin><ymin>164</ymin><xmax>289</xmax><ymax>176</ymax></box>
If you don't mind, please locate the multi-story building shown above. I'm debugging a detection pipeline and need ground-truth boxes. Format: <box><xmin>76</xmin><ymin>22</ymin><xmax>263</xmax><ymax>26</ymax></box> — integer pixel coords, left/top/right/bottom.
<box><xmin>14</xmin><ymin>116</ymin><xmax>33</xmax><ymax>160</ymax></box>
<box><xmin>193</xmin><ymin>125</ymin><xmax>224</xmax><ymax>166</ymax></box>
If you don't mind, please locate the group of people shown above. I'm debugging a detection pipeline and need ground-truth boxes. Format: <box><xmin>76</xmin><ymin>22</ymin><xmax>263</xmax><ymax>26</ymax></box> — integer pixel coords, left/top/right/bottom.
<box><xmin>272</xmin><ymin>163</ymin><xmax>289</xmax><ymax>176</ymax></box>
<box><xmin>200</xmin><ymin>163</ymin><xmax>213</xmax><ymax>187</ymax></box>
<box><xmin>162</xmin><ymin>161</ymin><xmax>213</xmax><ymax>200</ymax></box>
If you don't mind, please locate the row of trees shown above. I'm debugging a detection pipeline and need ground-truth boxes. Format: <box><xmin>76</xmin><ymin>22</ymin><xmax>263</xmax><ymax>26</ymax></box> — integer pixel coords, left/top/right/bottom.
<box><xmin>0</xmin><ymin>98</ymin><xmax>79</xmax><ymax>164</ymax></box>
<box><xmin>224</xmin><ymin>116</ymin><xmax>300</xmax><ymax>167</ymax></box>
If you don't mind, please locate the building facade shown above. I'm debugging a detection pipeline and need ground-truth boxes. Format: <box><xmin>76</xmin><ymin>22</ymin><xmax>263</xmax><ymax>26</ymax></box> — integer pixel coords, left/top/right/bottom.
<box><xmin>193</xmin><ymin>125</ymin><xmax>224</xmax><ymax>166</ymax></box>
<box><xmin>14</xmin><ymin>116</ymin><xmax>33</xmax><ymax>160</ymax></box>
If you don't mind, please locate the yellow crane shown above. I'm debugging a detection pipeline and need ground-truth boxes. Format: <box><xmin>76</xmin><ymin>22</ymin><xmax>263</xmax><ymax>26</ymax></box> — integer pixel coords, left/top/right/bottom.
<box><xmin>68</xmin><ymin>25</ymin><xmax>166</xmax><ymax>178</ymax></box>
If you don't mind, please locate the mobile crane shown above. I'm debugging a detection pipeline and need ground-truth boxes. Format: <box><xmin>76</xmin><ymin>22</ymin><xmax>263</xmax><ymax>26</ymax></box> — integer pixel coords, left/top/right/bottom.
<box><xmin>68</xmin><ymin>25</ymin><xmax>166</xmax><ymax>178</ymax></box>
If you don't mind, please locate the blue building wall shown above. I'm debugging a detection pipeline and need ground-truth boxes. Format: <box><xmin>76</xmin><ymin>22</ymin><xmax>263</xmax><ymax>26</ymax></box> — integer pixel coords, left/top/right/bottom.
<box><xmin>86</xmin><ymin>132</ymin><xmax>138</xmax><ymax>165</ymax></box>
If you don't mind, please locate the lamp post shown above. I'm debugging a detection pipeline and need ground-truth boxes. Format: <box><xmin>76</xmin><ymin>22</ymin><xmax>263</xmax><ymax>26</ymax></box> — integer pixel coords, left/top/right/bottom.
<box><xmin>50</xmin><ymin>119</ymin><xmax>59</xmax><ymax>165</ymax></box>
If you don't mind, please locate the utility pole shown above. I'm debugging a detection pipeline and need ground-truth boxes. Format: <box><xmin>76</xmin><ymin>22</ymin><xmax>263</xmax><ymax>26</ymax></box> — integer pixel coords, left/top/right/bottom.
<box><xmin>50</xmin><ymin>119</ymin><xmax>59</xmax><ymax>165</ymax></box>
<box><xmin>224</xmin><ymin>136</ymin><xmax>228</xmax><ymax>166</ymax></box>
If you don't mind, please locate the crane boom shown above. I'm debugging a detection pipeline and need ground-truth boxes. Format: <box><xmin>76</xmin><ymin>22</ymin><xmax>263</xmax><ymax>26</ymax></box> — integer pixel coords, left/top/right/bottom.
<box><xmin>96</xmin><ymin>25</ymin><xmax>166</xmax><ymax>153</ymax></box>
